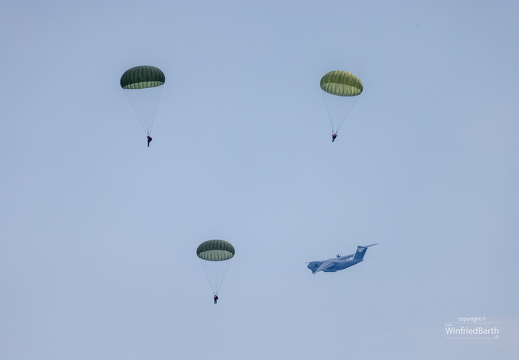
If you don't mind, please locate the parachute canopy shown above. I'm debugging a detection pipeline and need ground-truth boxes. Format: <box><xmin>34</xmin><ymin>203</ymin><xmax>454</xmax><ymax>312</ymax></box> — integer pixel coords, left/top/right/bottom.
<box><xmin>320</xmin><ymin>70</ymin><xmax>363</xmax><ymax>134</ymax></box>
<box><xmin>197</xmin><ymin>239</ymin><xmax>235</xmax><ymax>261</ymax></box>
<box><xmin>120</xmin><ymin>65</ymin><xmax>165</xmax><ymax>136</ymax></box>
<box><xmin>320</xmin><ymin>71</ymin><xmax>363</xmax><ymax>97</ymax></box>
<box><xmin>197</xmin><ymin>239</ymin><xmax>235</xmax><ymax>296</ymax></box>
<box><xmin>120</xmin><ymin>66</ymin><xmax>165</xmax><ymax>89</ymax></box>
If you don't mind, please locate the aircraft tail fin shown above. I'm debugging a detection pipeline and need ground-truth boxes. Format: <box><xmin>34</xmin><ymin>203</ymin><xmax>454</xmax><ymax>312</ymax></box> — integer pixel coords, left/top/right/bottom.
<box><xmin>353</xmin><ymin>243</ymin><xmax>378</xmax><ymax>261</ymax></box>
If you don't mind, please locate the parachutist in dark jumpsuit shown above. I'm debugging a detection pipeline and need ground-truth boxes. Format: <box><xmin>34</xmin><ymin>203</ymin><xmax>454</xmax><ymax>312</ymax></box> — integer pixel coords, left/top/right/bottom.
<box><xmin>332</xmin><ymin>133</ymin><xmax>337</xmax><ymax>142</ymax></box>
<box><xmin>147</xmin><ymin>135</ymin><xmax>152</xmax><ymax>147</ymax></box>
<box><xmin>214</xmin><ymin>295</ymin><xmax>219</xmax><ymax>304</ymax></box>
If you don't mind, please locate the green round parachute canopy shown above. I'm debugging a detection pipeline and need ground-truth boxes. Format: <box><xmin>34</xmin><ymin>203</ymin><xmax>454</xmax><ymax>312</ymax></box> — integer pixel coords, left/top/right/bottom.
<box><xmin>120</xmin><ymin>65</ymin><xmax>165</xmax><ymax>90</ymax></box>
<box><xmin>320</xmin><ymin>71</ymin><xmax>363</xmax><ymax>97</ymax></box>
<box><xmin>197</xmin><ymin>240</ymin><xmax>235</xmax><ymax>261</ymax></box>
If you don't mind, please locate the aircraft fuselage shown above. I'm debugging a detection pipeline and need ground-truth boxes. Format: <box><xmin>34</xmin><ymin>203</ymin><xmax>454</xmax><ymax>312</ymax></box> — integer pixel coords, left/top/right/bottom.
<box><xmin>307</xmin><ymin>244</ymin><xmax>378</xmax><ymax>274</ymax></box>
<box><xmin>322</xmin><ymin>258</ymin><xmax>362</xmax><ymax>272</ymax></box>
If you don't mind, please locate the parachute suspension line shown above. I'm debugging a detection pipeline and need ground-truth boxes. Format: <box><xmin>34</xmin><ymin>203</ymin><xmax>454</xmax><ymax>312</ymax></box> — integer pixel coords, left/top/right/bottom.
<box><xmin>123</xmin><ymin>85</ymin><xmax>163</xmax><ymax>136</ymax></box>
<box><xmin>145</xmin><ymin>85</ymin><xmax>163</xmax><ymax>135</ymax></box>
<box><xmin>322</xmin><ymin>91</ymin><xmax>359</xmax><ymax>134</ymax></box>
<box><xmin>217</xmin><ymin>260</ymin><xmax>232</xmax><ymax>295</ymax></box>
<box><xmin>213</xmin><ymin>258</ymin><xmax>231</xmax><ymax>296</ymax></box>
<box><xmin>199</xmin><ymin>258</ymin><xmax>232</xmax><ymax>296</ymax></box>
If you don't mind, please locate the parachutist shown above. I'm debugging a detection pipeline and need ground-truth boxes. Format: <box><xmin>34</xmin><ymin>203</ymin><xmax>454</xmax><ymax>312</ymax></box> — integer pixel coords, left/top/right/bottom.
<box><xmin>321</xmin><ymin>71</ymin><xmax>362</xmax><ymax>140</ymax></box>
<box><xmin>121</xmin><ymin>66</ymin><xmax>165</xmax><ymax>141</ymax></box>
<box><xmin>197</xmin><ymin>239</ymin><xmax>235</xmax><ymax>297</ymax></box>
<box><xmin>147</xmin><ymin>135</ymin><xmax>152</xmax><ymax>147</ymax></box>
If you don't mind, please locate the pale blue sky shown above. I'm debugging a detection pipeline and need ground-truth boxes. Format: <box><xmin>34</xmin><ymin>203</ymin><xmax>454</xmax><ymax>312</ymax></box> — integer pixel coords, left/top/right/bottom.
<box><xmin>1</xmin><ymin>1</ymin><xmax>518</xmax><ymax>359</ymax></box>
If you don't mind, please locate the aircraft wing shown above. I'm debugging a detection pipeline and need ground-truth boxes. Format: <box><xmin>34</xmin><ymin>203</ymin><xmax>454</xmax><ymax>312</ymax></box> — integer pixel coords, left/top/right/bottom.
<box><xmin>314</xmin><ymin>260</ymin><xmax>334</xmax><ymax>273</ymax></box>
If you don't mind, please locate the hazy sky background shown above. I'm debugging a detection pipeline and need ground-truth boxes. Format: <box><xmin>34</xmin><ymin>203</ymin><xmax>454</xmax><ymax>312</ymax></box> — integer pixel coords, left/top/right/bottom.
<box><xmin>1</xmin><ymin>1</ymin><xmax>518</xmax><ymax>359</ymax></box>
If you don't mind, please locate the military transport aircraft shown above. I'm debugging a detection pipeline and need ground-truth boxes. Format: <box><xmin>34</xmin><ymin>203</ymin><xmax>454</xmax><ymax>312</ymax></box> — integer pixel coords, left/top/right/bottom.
<box><xmin>307</xmin><ymin>244</ymin><xmax>378</xmax><ymax>274</ymax></box>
